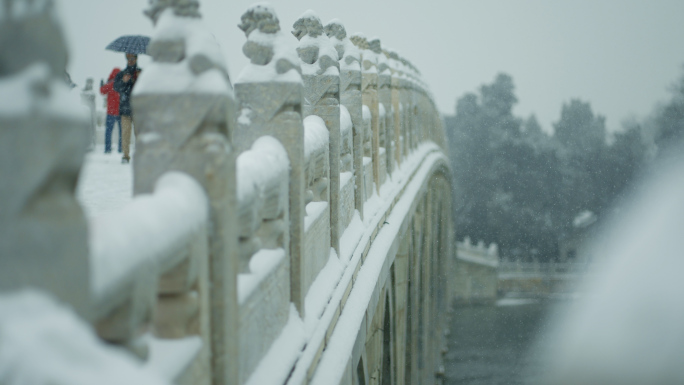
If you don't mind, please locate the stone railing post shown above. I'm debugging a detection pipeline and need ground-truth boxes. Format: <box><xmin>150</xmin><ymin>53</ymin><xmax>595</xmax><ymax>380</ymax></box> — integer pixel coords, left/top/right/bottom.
<box><xmin>293</xmin><ymin>10</ymin><xmax>341</xmax><ymax>255</ymax></box>
<box><xmin>397</xmin><ymin>56</ymin><xmax>411</xmax><ymax>158</ymax></box>
<box><xmin>0</xmin><ymin>0</ymin><xmax>91</xmax><ymax>318</ymax></box>
<box><xmin>402</xmin><ymin>58</ymin><xmax>417</xmax><ymax>151</ymax></box>
<box><xmin>386</xmin><ymin>50</ymin><xmax>404</xmax><ymax>166</ymax></box>
<box><xmin>367</xmin><ymin>37</ymin><xmax>387</xmax><ymax>188</ymax></box>
<box><xmin>373</xmin><ymin>39</ymin><xmax>393</xmax><ymax>178</ymax></box>
<box><xmin>351</xmin><ymin>33</ymin><xmax>379</xmax><ymax>197</ymax></box>
<box><xmin>325</xmin><ymin>19</ymin><xmax>364</xmax><ymax>222</ymax></box>
<box><xmin>233</xmin><ymin>4</ymin><xmax>307</xmax><ymax>314</ymax></box>
<box><xmin>131</xmin><ymin>1</ymin><xmax>238</xmax><ymax>384</ymax></box>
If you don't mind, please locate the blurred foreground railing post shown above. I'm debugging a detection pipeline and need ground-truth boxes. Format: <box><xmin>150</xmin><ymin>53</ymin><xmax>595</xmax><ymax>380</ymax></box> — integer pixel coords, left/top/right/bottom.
<box><xmin>0</xmin><ymin>0</ymin><xmax>92</xmax><ymax>317</ymax></box>
<box><xmin>131</xmin><ymin>0</ymin><xmax>239</xmax><ymax>383</ymax></box>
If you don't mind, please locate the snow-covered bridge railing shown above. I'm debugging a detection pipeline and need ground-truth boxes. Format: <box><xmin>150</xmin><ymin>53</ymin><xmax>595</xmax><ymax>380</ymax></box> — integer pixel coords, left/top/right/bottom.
<box><xmin>0</xmin><ymin>1</ymin><xmax>454</xmax><ymax>385</ymax></box>
<box><xmin>451</xmin><ymin>238</ymin><xmax>499</xmax><ymax>303</ymax></box>
<box><xmin>498</xmin><ymin>260</ymin><xmax>589</xmax><ymax>279</ymax></box>
<box><xmin>90</xmin><ymin>172</ymin><xmax>209</xmax><ymax>356</ymax></box>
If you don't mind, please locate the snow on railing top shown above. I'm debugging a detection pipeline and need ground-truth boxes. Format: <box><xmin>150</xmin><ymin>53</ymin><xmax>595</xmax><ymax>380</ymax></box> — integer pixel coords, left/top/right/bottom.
<box><xmin>90</xmin><ymin>172</ymin><xmax>208</xmax><ymax>304</ymax></box>
<box><xmin>303</xmin><ymin>115</ymin><xmax>329</xmax><ymax>205</ymax></box>
<box><xmin>236</xmin><ymin>135</ymin><xmax>289</xmax><ymax>254</ymax></box>
<box><xmin>0</xmin><ymin>290</ymin><xmax>169</xmax><ymax>385</ymax></box>
<box><xmin>303</xmin><ymin>115</ymin><xmax>329</xmax><ymax>161</ymax></box>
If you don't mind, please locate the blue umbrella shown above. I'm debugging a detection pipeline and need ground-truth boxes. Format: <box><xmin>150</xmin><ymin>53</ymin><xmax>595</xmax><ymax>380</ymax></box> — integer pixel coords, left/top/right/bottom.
<box><xmin>105</xmin><ymin>35</ymin><xmax>150</xmax><ymax>55</ymax></box>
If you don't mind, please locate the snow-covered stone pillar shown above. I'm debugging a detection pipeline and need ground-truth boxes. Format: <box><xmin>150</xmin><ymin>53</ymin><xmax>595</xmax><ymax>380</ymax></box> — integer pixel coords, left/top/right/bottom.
<box><xmin>403</xmin><ymin>58</ymin><xmax>418</xmax><ymax>151</ymax></box>
<box><xmin>325</xmin><ymin>19</ymin><xmax>364</xmax><ymax>224</ymax></box>
<box><xmin>350</xmin><ymin>33</ymin><xmax>379</xmax><ymax>199</ymax></box>
<box><xmin>399</xmin><ymin>57</ymin><xmax>411</xmax><ymax>157</ymax></box>
<box><xmin>0</xmin><ymin>0</ymin><xmax>91</xmax><ymax>317</ymax></box>
<box><xmin>233</xmin><ymin>4</ymin><xmax>308</xmax><ymax>315</ymax></box>
<box><xmin>293</xmin><ymin>10</ymin><xmax>341</xmax><ymax>256</ymax></box>
<box><xmin>373</xmin><ymin>38</ymin><xmax>393</xmax><ymax>179</ymax></box>
<box><xmin>132</xmin><ymin>1</ymin><xmax>238</xmax><ymax>384</ymax></box>
<box><xmin>387</xmin><ymin>50</ymin><xmax>404</xmax><ymax>166</ymax></box>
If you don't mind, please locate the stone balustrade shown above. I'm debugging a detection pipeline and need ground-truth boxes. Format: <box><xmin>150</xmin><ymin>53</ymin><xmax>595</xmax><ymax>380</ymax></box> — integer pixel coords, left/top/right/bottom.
<box><xmin>90</xmin><ymin>172</ymin><xmax>209</xmax><ymax>359</ymax></box>
<box><xmin>0</xmin><ymin>1</ymin><xmax>452</xmax><ymax>385</ymax></box>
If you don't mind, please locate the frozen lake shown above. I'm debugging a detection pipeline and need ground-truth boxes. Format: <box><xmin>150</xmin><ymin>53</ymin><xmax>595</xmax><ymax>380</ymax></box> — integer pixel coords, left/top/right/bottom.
<box><xmin>444</xmin><ymin>299</ymin><xmax>567</xmax><ymax>385</ymax></box>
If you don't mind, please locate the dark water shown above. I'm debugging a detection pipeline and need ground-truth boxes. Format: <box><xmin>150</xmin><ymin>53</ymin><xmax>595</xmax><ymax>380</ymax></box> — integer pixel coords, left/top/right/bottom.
<box><xmin>444</xmin><ymin>299</ymin><xmax>559</xmax><ymax>385</ymax></box>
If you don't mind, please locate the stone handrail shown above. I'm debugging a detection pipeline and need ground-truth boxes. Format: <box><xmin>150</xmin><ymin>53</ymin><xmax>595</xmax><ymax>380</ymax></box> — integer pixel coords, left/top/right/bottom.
<box><xmin>498</xmin><ymin>261</ymin><xmax>589</xmax><ymax>277</ymax></box>
<box><xmin>456</xmin><ymin>237</ymin><xmax>499</xmax><ymax>267</ymax></box>
<box><xmin>90</xmin><ymin>172</ymin><xmax>209</xmax><ymax>355</ymax></box>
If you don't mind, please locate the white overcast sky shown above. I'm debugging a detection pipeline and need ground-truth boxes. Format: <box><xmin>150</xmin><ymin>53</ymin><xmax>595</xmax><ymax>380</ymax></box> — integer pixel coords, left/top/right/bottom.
<box><xmin>58</xmin><ymin>0</ymin><xmax>684</xmax><ymax>133</ymax></box>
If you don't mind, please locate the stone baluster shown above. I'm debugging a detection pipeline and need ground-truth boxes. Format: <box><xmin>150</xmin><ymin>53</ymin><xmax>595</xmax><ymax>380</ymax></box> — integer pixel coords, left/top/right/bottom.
<box><xmin>0</xmin><ymin>0</ymin><xmax>91</xmax><ymax>318</ymax></box>
<box><xmin>401</xmin><ymin>57</ymin><xmax>411</xmax><ymax>151</ymax></box>
<box><xmin>396</xmin><ymin>55</ymin><xmax>411</xmax><ymax>157</ymax></box>
<box><xmin>386</xmin><ymin>50</ymin><xmax>404</xmax><ymax>166</ymax></box>
<box><xmin>292</xmin><ymin>10</ymin><xmax>341</xmax><ymax>255</ymax></box>
<box><xmin>350</xmin><ymin>33</ymin><xmax>379</xmax><ymax>198</ymax></box>
<box><xmin>410</xmin><ymin>63</ymin><xmax>423</xmax><ymax>148</ymax></box>
<box><xmin>233</xmin><ymin>4</ymin><xmax>308</xmax><ymax>314</ymax></box>
<box><xmin>132</xmin><ymin>0</ymin><xmax>238</xmax><ymax>383</ymax></box>
<box><xmin>325</xmin><ymin>19</ymin><xmax>364</xmax><ymax>224</ymax></box>
<box><xmin>373</xmin><ymin>38</ymin><xmax>393</xmax><ymax>178</ymax></box>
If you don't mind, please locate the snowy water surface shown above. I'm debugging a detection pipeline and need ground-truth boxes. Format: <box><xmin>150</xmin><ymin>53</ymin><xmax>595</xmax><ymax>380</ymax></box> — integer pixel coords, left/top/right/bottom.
<box><xmin>445</xmin><ymin>299</ymin><xmax>567</xmax><ymax>385</ymax></box>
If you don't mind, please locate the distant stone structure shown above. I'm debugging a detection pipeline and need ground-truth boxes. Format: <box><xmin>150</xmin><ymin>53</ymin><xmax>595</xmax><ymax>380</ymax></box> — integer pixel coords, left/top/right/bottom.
<box><xmin>452</xmin><ymin>238</ymin><xmax>499</xmax><ymax>304</ymax></box>
<box><xmin>0</xmin><ymin>1</ymin><xmax>456</xmax><ymax>385</ymax></box>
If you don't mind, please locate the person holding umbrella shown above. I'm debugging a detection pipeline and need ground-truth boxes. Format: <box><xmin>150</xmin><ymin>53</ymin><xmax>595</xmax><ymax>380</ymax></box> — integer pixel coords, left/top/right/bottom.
<box><xmin>106</xmin><ymin>35</ymin><xmax>149</xmax><ymax>163</ymax></box>
<box><xmin>113</xmin><ymin>53</ymin><xmax>141</xmax><ymax>164</ymax></box>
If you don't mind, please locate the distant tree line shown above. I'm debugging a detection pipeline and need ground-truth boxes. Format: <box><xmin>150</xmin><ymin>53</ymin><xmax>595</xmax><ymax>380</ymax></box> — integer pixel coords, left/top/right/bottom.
<box><xmin>445</xmin><ymin>67</ymin><xmax>684</xmax><ymax>261</ymax></box>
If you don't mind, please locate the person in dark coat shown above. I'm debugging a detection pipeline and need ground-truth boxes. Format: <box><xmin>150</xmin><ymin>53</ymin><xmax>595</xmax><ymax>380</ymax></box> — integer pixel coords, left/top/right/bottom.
<box><xmin>113</xmin><ymin>53</ymin><xmax>141</xmax><ymax>163</ymax></box>
<box><xmin>100</xmin><ymin>68</ymin><xmax>121</xmax><ymax>153</ymax></box>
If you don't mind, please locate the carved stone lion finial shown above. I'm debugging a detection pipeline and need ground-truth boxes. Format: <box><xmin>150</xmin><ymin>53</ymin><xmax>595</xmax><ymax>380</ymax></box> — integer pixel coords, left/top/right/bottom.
<box><xmin>291</xmin><ymin>11</ymin><xmax>324</xmax><ymax>41</ymax></box>
<box><xmin>238</xmin><ymin>4</ymin><xmax>283</xmax><ymax>66</ymax></box>
<box><xmin>238</xmin><ymin>4</ymin><xmax>280</xmax><ymax>37</ymax></box>
<box><xmin>349</xmin><ymin>34</ymin><xmax>369</xmax><ymax>50</ymax></box>
<box><xmin>324</xmin><ymin>20</ymin><xmax>346</xmax><ymax>41</ymax></box>
<box><xmin>324</xmin><ymin>20</ymin><xmax>347</xmax><ymax>60</ymax></box>
<box><xmin>368</xmin><ymin>37</ymin><xmax>382</xmax><ymax>54</ymax></box>
<box><xmin>145</xmin><ymin>0</ymin><xmax>201</xmax><ymax>25</ymax></box>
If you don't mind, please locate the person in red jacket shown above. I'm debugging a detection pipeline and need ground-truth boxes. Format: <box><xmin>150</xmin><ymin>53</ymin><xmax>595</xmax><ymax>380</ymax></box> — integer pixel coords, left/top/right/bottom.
<box><xmin>100</xmin><ymin>68</ymin><xmax>121</xmax><ymax>153</ymax></box>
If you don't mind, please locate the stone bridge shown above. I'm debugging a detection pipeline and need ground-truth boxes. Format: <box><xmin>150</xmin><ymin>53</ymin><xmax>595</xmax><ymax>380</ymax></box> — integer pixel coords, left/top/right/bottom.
<box><xmin>497</xmin><ymin>260</ymin><xmax>588</xmax><ymax>296</ymax></box>
<box><xmin>0</xmin><ymin>1</ymin><xmax>455</xmax><ymax>385</ymax></box>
